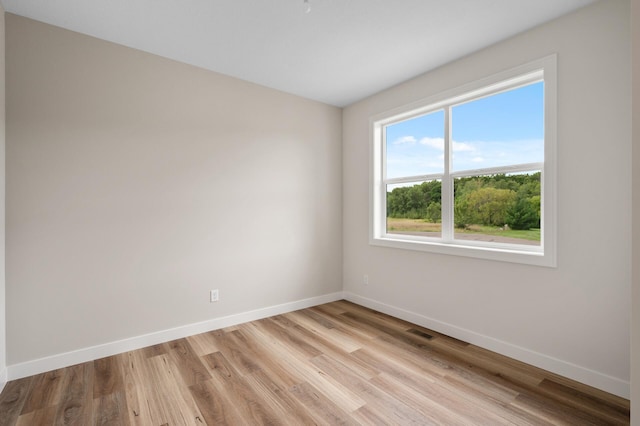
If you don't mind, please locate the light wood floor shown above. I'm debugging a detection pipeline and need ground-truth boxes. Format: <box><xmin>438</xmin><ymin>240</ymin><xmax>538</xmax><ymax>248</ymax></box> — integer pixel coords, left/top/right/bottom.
<box><xmin>0</xmin><ymin>300</ymin><xmax>631</xmax><ymax>425</ymax></box>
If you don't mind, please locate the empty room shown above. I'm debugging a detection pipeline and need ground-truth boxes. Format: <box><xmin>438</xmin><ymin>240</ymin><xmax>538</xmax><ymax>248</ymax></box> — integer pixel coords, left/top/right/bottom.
<box><xmin>0</xmin><ymin>0</ymin><xmax>639</xmax><ymax>424</ymax></box>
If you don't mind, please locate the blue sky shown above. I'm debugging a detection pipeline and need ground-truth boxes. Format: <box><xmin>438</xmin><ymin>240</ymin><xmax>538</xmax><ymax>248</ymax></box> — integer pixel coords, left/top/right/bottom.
<box><xmin>386</xmin><ymin>81</ymin><xmax>544</xmax><ymax>179</ymax></box>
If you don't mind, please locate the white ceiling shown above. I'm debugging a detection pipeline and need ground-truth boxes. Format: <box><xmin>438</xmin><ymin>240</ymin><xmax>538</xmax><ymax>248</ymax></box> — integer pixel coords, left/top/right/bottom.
<box><xmin>1</xmin><ymin>0</ymin><xmax>596</xmax><ymax>107</ymax></box>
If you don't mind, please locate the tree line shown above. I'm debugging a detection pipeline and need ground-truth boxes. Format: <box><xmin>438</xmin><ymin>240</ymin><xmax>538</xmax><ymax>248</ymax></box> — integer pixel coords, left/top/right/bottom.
<box><xmin>387</xmin><ymin>172</ymin><xmax>541</xmax><ymax>230</ymax></box>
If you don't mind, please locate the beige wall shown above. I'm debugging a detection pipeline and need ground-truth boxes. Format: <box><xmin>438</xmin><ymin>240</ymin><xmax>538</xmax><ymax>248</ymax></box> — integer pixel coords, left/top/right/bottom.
<box><xmin>5</xmin><ymin>14</ymin><xmax>343</xmax><ymax>365</ymax></box>
<box><xmin>3</xmin><ymin>0</ymin><xmax>634</xmax><ymax>406</ymax></box>
<box><xmin>632</xmin><ymin>0</ymin><xmax>639</xmax><ymax>420</ymax></box>
<box><xmin>0</xmin><ymin>4</ymin><xmax>6</xmax><ymax>386</ymax></box>
<box><xmin>343</xmin><ymin>0</ymin><xmax>631</xmax><ymax>397</ymax></box>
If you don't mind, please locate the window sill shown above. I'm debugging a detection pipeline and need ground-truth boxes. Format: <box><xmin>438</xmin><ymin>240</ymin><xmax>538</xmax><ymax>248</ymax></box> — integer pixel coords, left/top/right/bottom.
<box><xmin>370</xmin><ymin>235</ymin><xmax>556</xmax><ymax>267</ymax></box>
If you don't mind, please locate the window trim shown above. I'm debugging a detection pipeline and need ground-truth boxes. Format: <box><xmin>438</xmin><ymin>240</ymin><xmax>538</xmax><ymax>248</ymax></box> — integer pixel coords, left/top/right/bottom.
<box><xmin>370</xmin><ymin>55</ymin><xmax>557</xmax><ymax>267</ymax></box>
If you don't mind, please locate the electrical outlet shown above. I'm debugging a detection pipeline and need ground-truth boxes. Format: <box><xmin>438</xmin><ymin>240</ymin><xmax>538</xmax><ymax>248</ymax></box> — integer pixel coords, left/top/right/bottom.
<box><xmin>363</xmin><ymin>275</ymin><xmax>369</xmax><ymax>285</ymax></box>
<box><xmin>210</xmin><ymin>289</ymin><xmax>219</xmax><ymax>302</ymax></box>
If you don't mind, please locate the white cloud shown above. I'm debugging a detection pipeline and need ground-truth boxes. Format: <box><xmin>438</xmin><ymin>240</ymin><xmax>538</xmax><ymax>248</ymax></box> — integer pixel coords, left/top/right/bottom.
<box><xmin>419</xmin><ymin>137</ymin><xmax>476</xmax><ymax>153</ymax></box>
<box><xmin>419</xmin><ymin>137</ymin><xmax>444</xmax><ymax>150</ymax></box>
<box><xmin>471</xmin><ymin>157</ymin><xmax>485</xmax><ymax>163</ymax></box>
<box><xmin>452</xmin><ymin>141</ymin><xmax>475</xmax><ymax>152</ymax></box>
<box><xmin>393</xmin><ymin>136</ymin><xmax>417</xmax><ymax>145</ymax></box>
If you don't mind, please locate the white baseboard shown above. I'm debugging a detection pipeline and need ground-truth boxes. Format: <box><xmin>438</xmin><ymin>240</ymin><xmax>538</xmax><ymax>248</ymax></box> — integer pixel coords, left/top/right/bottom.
<box><xmin>0</xmin><ymin>366</ymin><xmax>7</xmax><ymax>394</ymax></box>
<box><xmin>7</xmin><ymin>292</ymin><xmax>344</xmax><ymax>381</ymax></box>
<box><xmin>6</xmin><ymin>290</ymin><xmax>629</xmax><ymax>400</ymax></box>
<box><xmin>343</xmin><ymin>292</ymin><xmax>630</xmax><ymax>399</ymax></box>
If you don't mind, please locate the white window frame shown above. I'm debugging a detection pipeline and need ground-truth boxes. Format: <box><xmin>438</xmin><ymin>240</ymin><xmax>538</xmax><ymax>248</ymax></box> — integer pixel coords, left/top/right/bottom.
<box><xmin>370</xmin><ymin>55</ymin><xmax>557</xmax><ymax>267</ymax></box>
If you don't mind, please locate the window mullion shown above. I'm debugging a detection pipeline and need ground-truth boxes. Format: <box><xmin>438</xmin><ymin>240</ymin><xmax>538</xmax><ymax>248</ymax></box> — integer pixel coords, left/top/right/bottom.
<box><xmin>441</xmin><ymin>106</ymin><xmax>453</xmax><ymax>242</ymax></box>
<box><xmin>380</xmin><ymin>125</ymin><xmax>388</xmax><ymax>236</ymax></box>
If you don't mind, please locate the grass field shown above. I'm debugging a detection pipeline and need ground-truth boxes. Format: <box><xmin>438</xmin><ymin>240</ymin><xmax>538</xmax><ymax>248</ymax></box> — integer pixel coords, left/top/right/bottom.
<box><xmin>386</xmin><ymin>218</ymin><xmax>442</xmax><ymax>233</ymax></box>
<box><xmin>386</xmin><ymin>218</ymin><xmax>540</xmax><ymax>243</ymax></box>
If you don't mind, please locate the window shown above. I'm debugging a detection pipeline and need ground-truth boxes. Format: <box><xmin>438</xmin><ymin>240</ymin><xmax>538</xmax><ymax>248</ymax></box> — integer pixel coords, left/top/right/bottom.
<box><xmin>371</xmin><ymin>56</ymin><xmax>556</xmax><ymax>267</ymax></box>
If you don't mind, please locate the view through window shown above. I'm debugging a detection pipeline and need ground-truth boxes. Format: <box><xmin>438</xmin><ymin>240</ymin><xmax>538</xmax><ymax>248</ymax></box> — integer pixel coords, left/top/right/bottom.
<box><xmin>371</xmin><ymin>57</ymin><xmax>556</xmax><ymax>266</ymax></box>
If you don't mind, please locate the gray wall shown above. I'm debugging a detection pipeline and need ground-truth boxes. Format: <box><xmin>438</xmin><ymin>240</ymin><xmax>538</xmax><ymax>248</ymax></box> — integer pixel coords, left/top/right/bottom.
<box><xmin>343</xmin><ymin>0</ymin><xmax>631</xmax><ymax>396</ymax></box>
<box><xmin>5</xmin><ymin>14</ymin><xmax>343</xmax><ymax>365</ymax></box>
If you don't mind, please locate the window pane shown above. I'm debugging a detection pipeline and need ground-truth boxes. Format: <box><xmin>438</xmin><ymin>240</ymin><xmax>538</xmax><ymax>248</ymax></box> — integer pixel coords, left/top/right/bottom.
<box><xmin>453</xmin><ymin>172</ymin><xmax>541</xmax><ymax>246</ymax></box>
<box><xmin>385</xmin><ymin>110</ymin><xmax>445</xmax><ymax>179</ymax></box>
<box><xmin>451</xmin><ymin>82</ymin><xmax>543</xmax><ymax>172</ymax></box>
<box><xmin>386</xmin><ymin>181</ymin><xmax>442</xmax><ymax>238</ymax></box>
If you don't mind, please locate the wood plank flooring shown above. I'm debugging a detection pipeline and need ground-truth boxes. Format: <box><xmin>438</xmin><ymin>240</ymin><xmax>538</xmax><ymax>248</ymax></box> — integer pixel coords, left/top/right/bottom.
<box><xmin>0</xmin><ymin>300</ymin><xmax>631</xmax><ymax>425</ymax></box>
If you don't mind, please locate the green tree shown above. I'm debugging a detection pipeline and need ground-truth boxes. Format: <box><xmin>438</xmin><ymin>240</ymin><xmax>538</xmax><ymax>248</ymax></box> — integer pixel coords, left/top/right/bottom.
<box><xmin>464</xmin><ymin>187</ymin><xmax>516</xmax><ymax>226</ymax></box>
<box><xmin>426</xmin><ymin>202</ymin><xmax>441</xmax><ymax>223</ymax></box>
<box><xmin>454</xmin><ymin>196</ymin><xmax>472</xmax><ymax>228</ymax></box>
<box><xmin>506</xmin><ymin>197</ymin><xmax>539</xmax><ymax>230</ymax></box>
<box><xmin>529</xmin><ymin>195</ymin><xmax>541</xmax><ymax>221</ymax></box>
<box><xmin>390</xmin><ymin>173</ymin><xmax>538</xmax><ymax>226</ymax></box>
<box><xmin>386</xmin><ymin>181</ymin><xmax>441</xmax><ymax>219</ymax></box>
